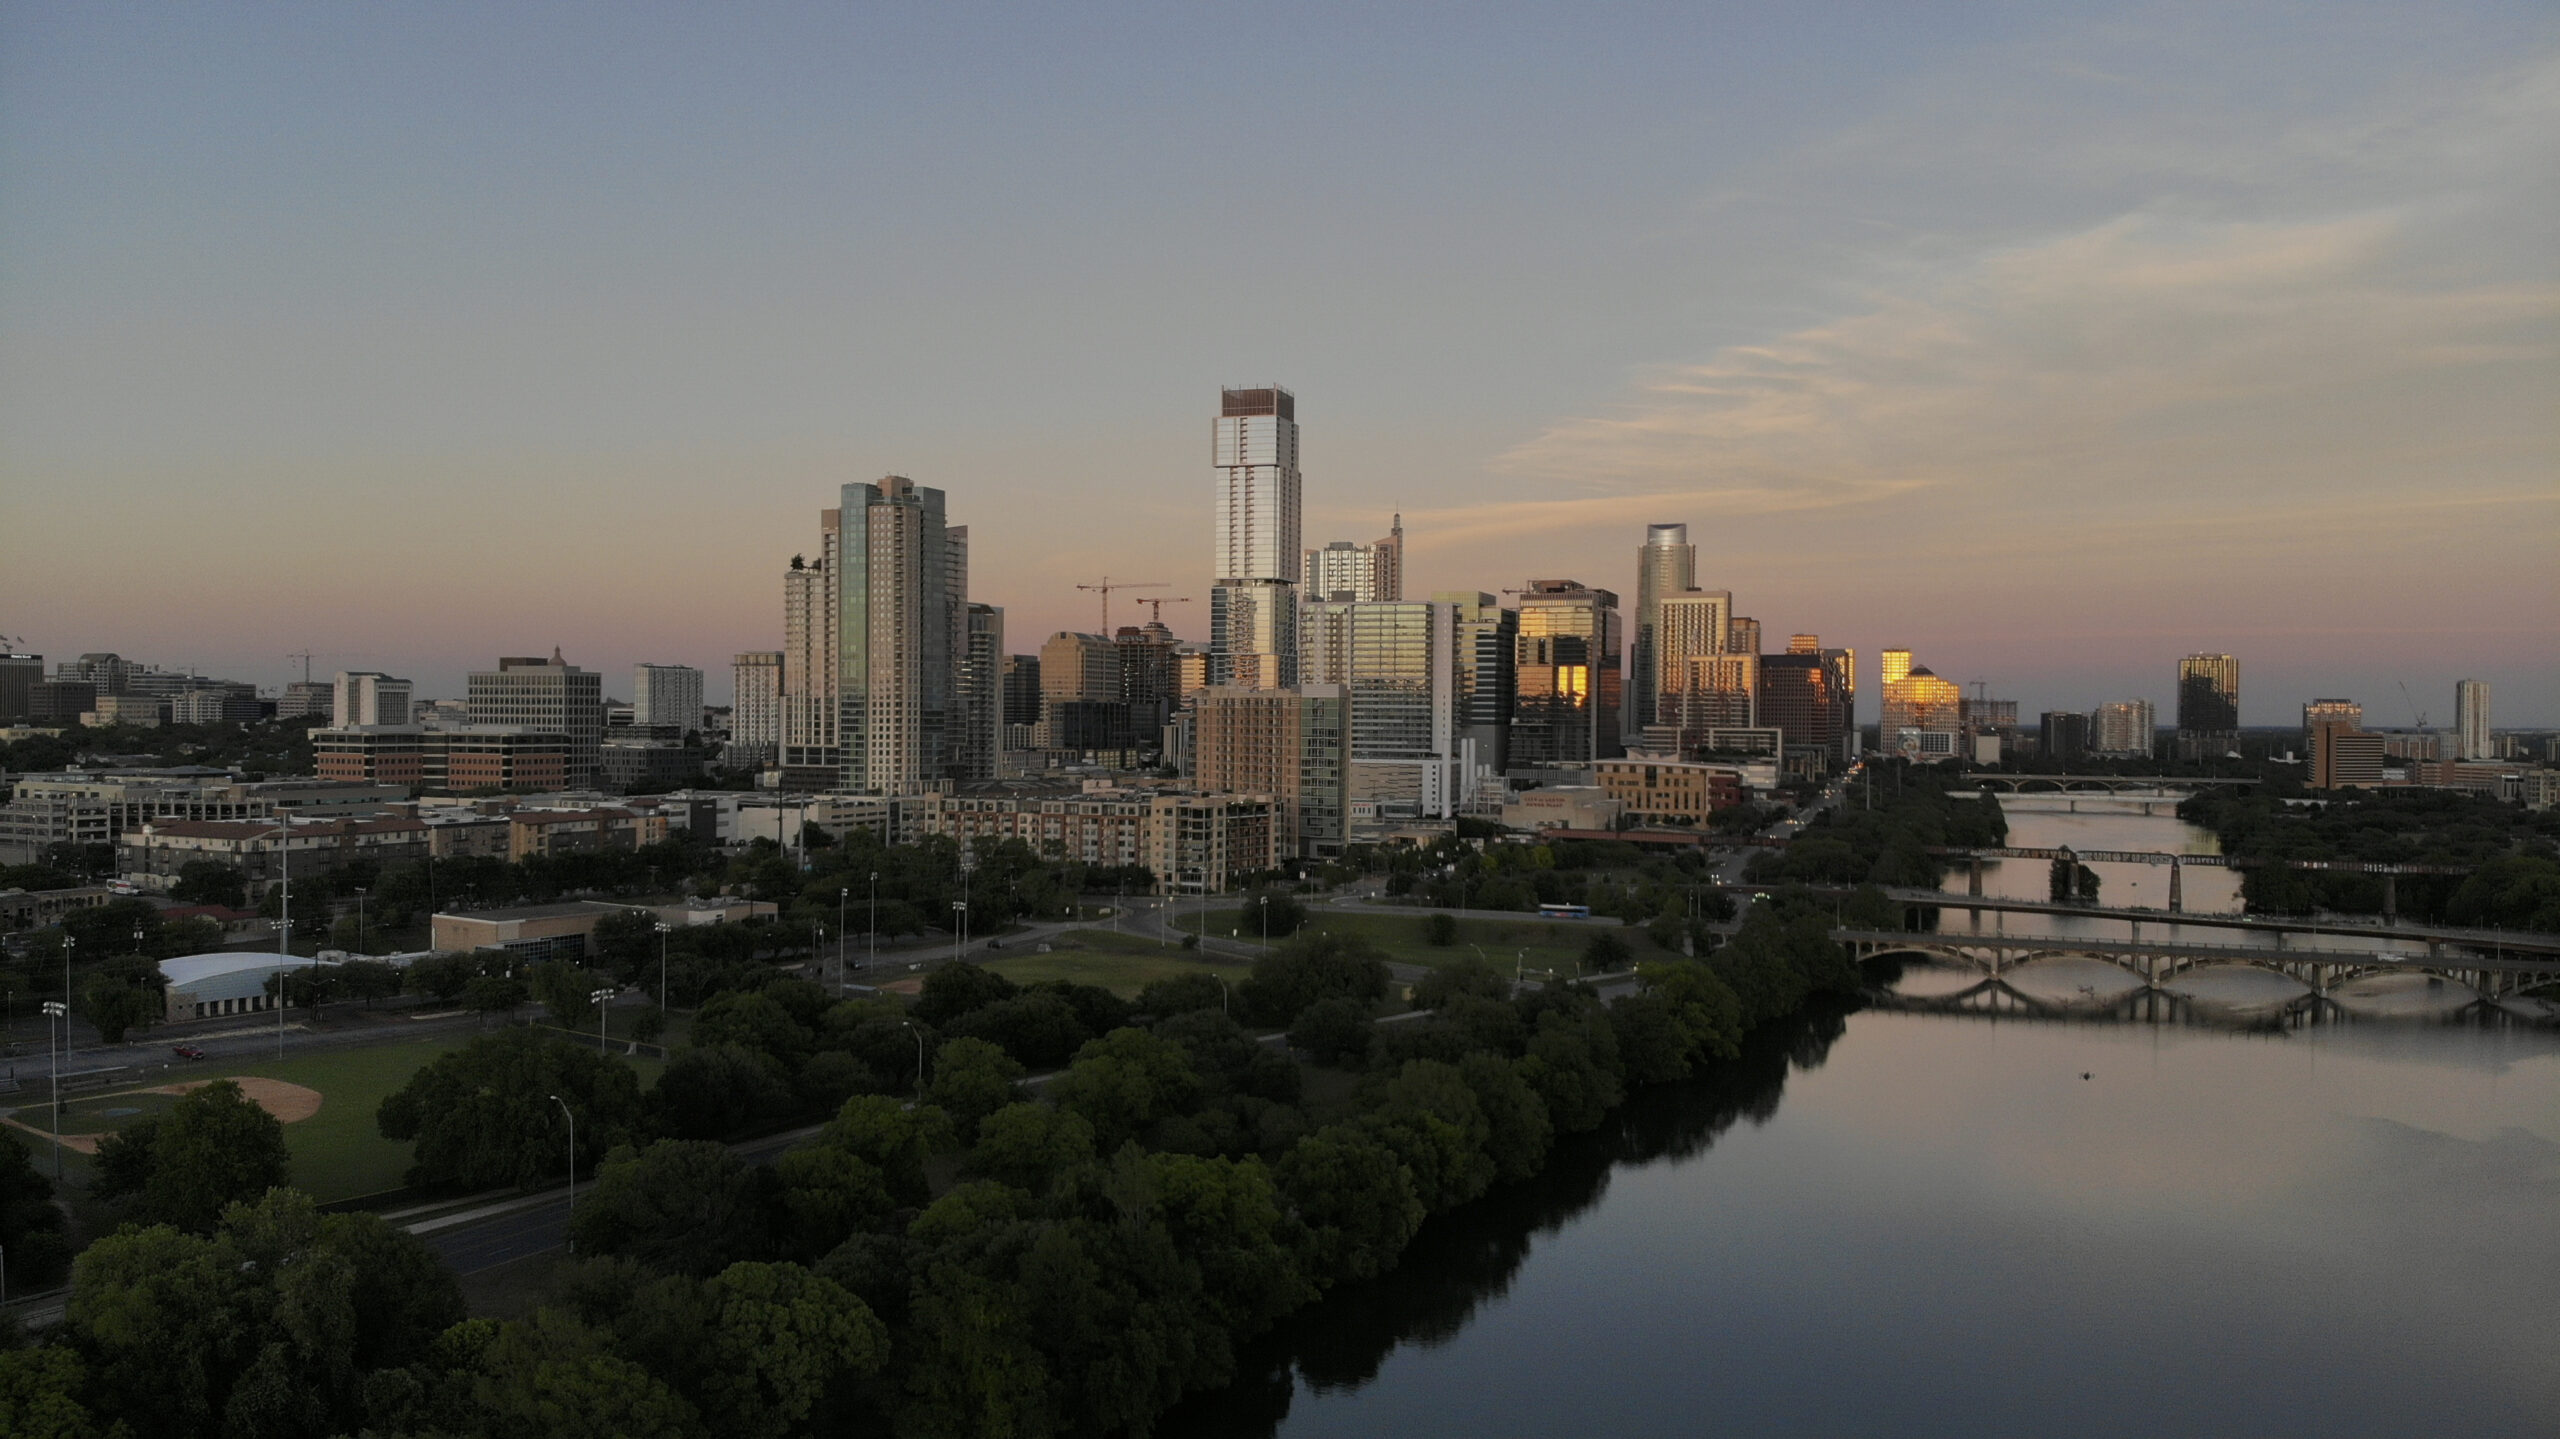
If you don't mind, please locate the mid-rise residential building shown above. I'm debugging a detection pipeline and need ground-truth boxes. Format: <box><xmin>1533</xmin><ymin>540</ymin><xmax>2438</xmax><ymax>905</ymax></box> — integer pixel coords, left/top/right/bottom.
<box><xmin>120</xmin><ymin>816</ymin><xmax>431</xmax><ymax>894</ymax></box>
<box><xmin>170</xmin><ymin>684</ymin><xmax>261</xmax><ymax>725</ymax></box>
<box><xmin>1302</xmin><ymin>515</ymin><xmax>1403</xmax><ymax>602</ymax></box>
<box><xmin>1038</xmin><ymin>631</ymin><xmax>1130</xmax><ymax>750</ymax></box>
<box><xmin>730</xmin><ymin>652</ymin><xmax>783</xmax><ymax>764</ymax></box>
<box><xmin>2090</xmin><ymin>699</ymin><xmax>2157</xmax><ymax>757</ymax></box>
<box><xmin>1209</xmin><ymin>386</ymin><xmax>1301</xmax><ymax>689</ymax></box>
<box><xmin>1594</xmin><ymin>757</ymin><xmax>1743</xmax><ymax>826</ymax></box>
<box><xmin>912</xmin><ymin>780</ymin><xmax>1152</xmax><ymax>869</ymax></box>
<box><xmin>467</xmin><ymin>652</ymin><xmax>602</xmax><ymax>788</ymax></box>
<box><xmin>1726</xmin><ymin>616</ymin><xmax>1761</xmax><ymax>657</ymax></box>
<box><xmin>85</xmin><ymin>694</ymin><xmax>168</xmax><ymax>727</ymax></box>
<box><xmin>2308</xmin><ymin>718</ymin><xmax>2385</xmax><ymax>789</ymax></box>
<box><xmin>1145</xmin><ymin>792</ymin><xmax>1279</xmax><ymax>895</ymax></box>
<box><xmin>315</xmin><ymin>726</ymin><xmax>573</xmax><ymax>792</ymax></box>
<box><xmin>1191</xmin><ymin>684</ymin><xmax>1347</xmax><ymax>858</ymax></box>
<box><xmin>1301</xmin><ymin>599</ymin><xmax>1462</xmax><ymax>818</ymax></box>
<box><xmin>334</xmin><ymin>671</ymin><xmax>414</xmax><ymax>728</ymax></box>
<box><xmin>1512</xmin><ymin>579</ymin><xmax>1622</xmax><ymax>769</ymax></box>
<box><xmin>277</xmin><ymin>681</ymin><xmax>334</xmax><ymax>720</ymax></box>
<box><xmin>2455</xmin><ymin>679</ymin><xmax>2491</xmax><ymax>761</ymax></box>
<box><xmin>2040</xmin><ymin>710</ymin><xmax>2090</xmax><ymax>761</ymax></box>
<box><xmin>632</xmin><ymin>663</ymin><xmax>704</xmax><ymax>734</ymax></box>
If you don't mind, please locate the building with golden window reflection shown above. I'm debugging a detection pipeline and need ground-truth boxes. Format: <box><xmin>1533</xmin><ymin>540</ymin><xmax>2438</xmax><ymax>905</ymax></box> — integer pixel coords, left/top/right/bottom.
<box><xmin>1512</xmin><ymin>579</ymin><xmax>1621</xmax><ymax>769</ymax></box>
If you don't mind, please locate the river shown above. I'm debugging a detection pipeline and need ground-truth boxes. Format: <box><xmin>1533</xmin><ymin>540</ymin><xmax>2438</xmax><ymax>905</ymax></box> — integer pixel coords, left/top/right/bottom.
<box><xmin>1166</xmin><ymin>801</ymin><xmax>2560</xmax><ymax>1437</ymax></box>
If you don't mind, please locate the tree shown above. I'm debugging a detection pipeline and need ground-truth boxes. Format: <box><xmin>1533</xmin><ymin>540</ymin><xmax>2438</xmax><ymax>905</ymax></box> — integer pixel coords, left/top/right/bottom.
<box><xmin>1411</xmin><ymin>955</ymin><xmax>1509</xmax><ymax>1010</ymax></box>
<box><xmin>909</xmin><ymin>961</ymin><xmax>1018</xmax><ymax>1028</ymax></box>
<box><xmin>966</xmin><ymin>1102</ymin><xmax>1097</xmax><ymax>1195</ymax></box>
<box><xmin>650</xmin><ymin>1045</ymin><xmax>793</xmax><ymax>1141</ymax></box>
<box><xmin>1241</xmin><ymin>886</ymin><xmax>1307</xmax><ymax>939</ymax></box>
<box><xmin>692</xmin><ymin>1261</ymin><xmax>887</xmax><ymax>1439</ymax></box>
<box><xmin>818</xmin><ymin>1094</ymin><xmax>952</xmax><ymax>1207</ymax></box>
<box><xmin>95</xmin><ymin>1079</ymin><xmax>292</xmax><ymax>1232</ymax></box>
<box><xmin>923</xmin><ymin>1037</ymin><xmax>1025</xmax><ymax>1144</ymax></box>
<box><xmin>0</xmin><ymin>1346</ymin><xmax>103</xmax><ymax>1439</ymax></box>
<box><xmin>1422</xmin><ymin>911</ymin><xmax>1458</xmax><ymax>946</ymax></box>
<box><xmin>463</xmin><ymin>973</ymin><xmax>529</xmax><ymax>1018</ymax></box>
<box><xmin>529</xmin><ymin>960</ymin><xmax>609</xmax><ymax>1028</ymax></box>
<box><xmin>689</xmin><ymin>990</ymin><xmax>815</xmax><ymax>1068</ymax></box>
<box><xmin>589</xmin><ymin>908</ymin><xmax>664</xmax><ymax>983</ymax></box>
<box><xmin>1582</xmin><ymin>929</ymin><xmax>1633</xmax><ymax>972</ymax></box>
<box><xmin>377</xmin><ymin>1028</ymin><xmax>647</xmax><ymax>1191</ymax></box>
<box><xmin>1456</xmin><ymin>1051</ymin><xmax>1552</xmax><ymax>1182</ymax></box>
<box><xmin>947</xmin><ymin>990</ymin><xmax>1092</xmax><ymax>1070</ymax></box>
<box><xmin>75</xmin><ymin>954</ymin><xmax>165</xmax><ymax>1044</ymax></box>
<box><xmin>1134</xmin><ymin>970</ymin><xmax>1226</xmax><ymax>1017</ymax></box>
<box><xmin>1147</xmin><ymin>1151</ymin><xmax>1313</xmax><ymax>1335</ymax></box>
<box><xmin>170</xmin><ymin>859</ymin><xmax>248</xmax><ymax>908</ymax></box>
<box><xmin>407</xmin><ymin>950</ymin><xmax>475</xmax><ymax>1001</ymax></box>
<box><xmin>65</xmin><ymin>1222</ymin><xmax>263</xmax><ymax>1436</ymax></box>
<box><xmin>336</xmin><ymin>958</ymin><xmax>406</xmax><ymax>1009</ymax></box>
<box><xmin>1276</xmin><ymin>1125</ymin><xmax>1423</xmax><ymax>1286</ymax></box>
<box><xmin>0</xmin><ymin>1131</ymin><xmax>71</xmax><ymax>1294</ymax></box>
<box><xmin>1238</xmin><ymin>932</ymin><xmax>1391</xmax><ymax>1027</ymax></box>
<box><xmin>1287</xmin><ymin>996</ymin><xmax>1374</xmax><ymax>1067</ymax></box>
<box><xmin>468</xmin><ymin>1309</ymin><xmax>702</xmax><ymax>1439</ymax></box>
<box><xmin>773</xmin><ymin>1145</ymin><xmax>896</xmax><ymax>1261</ymax></box>
<box><xmin>569</xmin><ymin>1141</ymin><xmax>777</xmax><ymax>1276</ymax></box>
<box><xmin>1048</xmin><ymin>1028</ymin><xmax>1200</xmax><ymax>1153</ymax></box>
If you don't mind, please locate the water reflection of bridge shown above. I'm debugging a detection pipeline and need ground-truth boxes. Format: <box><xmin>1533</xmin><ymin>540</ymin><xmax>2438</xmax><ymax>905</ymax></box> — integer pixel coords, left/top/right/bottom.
<box><xmin>1837</xmin><ymin>928</ymin><xmax>2560</xmax><ymax>1004</ymax></box>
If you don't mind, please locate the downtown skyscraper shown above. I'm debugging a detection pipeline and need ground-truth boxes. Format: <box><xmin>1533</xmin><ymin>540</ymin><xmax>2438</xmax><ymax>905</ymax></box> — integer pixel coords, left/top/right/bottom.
<box><xmin>1209</xmin><ymin>386</ymin><xmax>1301</xmax><ymax>689</ymax></box>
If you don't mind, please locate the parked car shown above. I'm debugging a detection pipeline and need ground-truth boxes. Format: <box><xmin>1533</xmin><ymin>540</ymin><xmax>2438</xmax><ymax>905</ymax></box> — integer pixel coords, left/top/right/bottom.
<box><xmin>171</xmin><ymin>1045</ymin><xmax>206</xmax><ymax>1060</ymax></box>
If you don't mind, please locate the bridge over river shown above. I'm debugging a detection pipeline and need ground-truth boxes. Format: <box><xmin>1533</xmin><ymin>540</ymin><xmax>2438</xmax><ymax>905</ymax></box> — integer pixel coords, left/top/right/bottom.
<box><xmin>1835</xmin><ymin>927</ymin><xmax>2560</xmax><ymax>1004</ymax></box>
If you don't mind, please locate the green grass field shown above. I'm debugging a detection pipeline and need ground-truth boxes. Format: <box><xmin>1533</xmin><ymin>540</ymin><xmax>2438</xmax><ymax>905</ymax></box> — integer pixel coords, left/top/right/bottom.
<box><xmin>3</xmin><ymin>1029</ymin><xmax>669</xmax><ymax>1206</ymax></box>
<box><xmin>979</xmin><ymin>929</ymin><xmax>1245</xmax><ymax>996</ymax></box>
<box><xmin>1201</xmin><ymin>907</ymin><xmax>1640</xmax><ymax>980</ymax></box>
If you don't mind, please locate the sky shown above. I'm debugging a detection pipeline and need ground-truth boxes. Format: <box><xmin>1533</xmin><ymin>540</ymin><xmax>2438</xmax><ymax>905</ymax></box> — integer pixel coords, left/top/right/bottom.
<box><xmin>2</xmin><ymin>1</ymin><xmax>2553</xmax><ymax>724</ymax></box>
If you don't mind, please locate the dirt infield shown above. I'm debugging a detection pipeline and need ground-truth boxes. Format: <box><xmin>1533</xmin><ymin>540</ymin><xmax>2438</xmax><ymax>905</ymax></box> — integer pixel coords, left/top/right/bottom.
<box><xmin>160</xmin><ymin>1075</ymin><xmax>326</xmax><ymax>1125</ymax></box>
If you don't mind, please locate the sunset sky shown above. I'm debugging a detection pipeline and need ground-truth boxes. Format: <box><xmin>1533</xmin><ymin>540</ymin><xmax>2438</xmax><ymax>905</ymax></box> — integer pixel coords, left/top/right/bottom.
<box><xmin>3</xmin><ymin>2</ymin><xmax>2552</xmax><ymax>723</ymax></box>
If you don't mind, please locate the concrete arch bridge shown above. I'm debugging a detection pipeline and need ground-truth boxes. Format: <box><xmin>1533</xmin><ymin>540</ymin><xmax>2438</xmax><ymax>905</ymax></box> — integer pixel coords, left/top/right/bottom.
<box><xmin>1835</xmin><ymin>929</ymin><xmax>2559</xmax><ymax>1004</ymax></box>
<box><xmin>1959</xmin><ymin>775</ymin><xmax>2259</xmax><ymax>795</ymax></box>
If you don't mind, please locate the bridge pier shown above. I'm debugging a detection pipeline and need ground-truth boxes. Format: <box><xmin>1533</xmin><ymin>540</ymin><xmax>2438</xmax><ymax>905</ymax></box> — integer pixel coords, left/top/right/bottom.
<box><xmin>2168</xmin><ymin>859</ymin><xmax>2182</xmax><ymax>914</ymax></box>
<box><xmin>2383</xmin><ymin>875</ymin><xmax>2397</xmax><ymax>926</ymax></box>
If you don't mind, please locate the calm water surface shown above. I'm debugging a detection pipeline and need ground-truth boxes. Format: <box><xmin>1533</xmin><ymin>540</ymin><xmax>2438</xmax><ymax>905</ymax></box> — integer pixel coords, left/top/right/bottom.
<box><xmin>1169</xmin><ymin>804</ymin><xmax>2560</xmax><ymax>1438</ymax></box>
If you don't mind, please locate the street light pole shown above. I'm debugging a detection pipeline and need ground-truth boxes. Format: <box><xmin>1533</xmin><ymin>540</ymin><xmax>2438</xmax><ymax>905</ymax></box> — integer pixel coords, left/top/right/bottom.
<box><xmin>867</xmin><ymin>871</ymin><xmax>877</xmax><ymax>973</ymax></box>
<box><xmin>592</xmin><ymin>988</ymin><xmax>616</xmax><ymax>1052</ymax></box>
<box><xmin>42</xmin><ymin>1000</ymin><xmax>66</xmax><ymax>1179</ymax></box>
<box><xmin>549</xmin><ymin>1094</ymin><xmax>576</xmax><ymax>1252</ymax></box>
<box><xmin>899</xmin><ymin>1020</ymin><xmax>925</xmax><ymax>1091</ymax></box>
<box><xmin>655</xmin><ymin>921</ymin><xmax>671</xmax><ymax>1013</ymax></box>
<box><xmin>837</xmin><ymin>887</ymin><xmax>848</xmax><ymax>993</ymax></box>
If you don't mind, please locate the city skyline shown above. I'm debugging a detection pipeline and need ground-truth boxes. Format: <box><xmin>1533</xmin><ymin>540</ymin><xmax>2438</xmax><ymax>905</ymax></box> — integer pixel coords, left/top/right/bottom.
<box><xmin>2</xmin><ymin>4</ymin><xmax>2552</xmax><ymax>719</ymax></box>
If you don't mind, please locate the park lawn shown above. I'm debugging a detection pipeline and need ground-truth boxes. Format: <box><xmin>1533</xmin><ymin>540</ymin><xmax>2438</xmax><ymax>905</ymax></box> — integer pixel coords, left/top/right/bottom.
<box><xmin>1201</xmin><ymin>907</ymin><xmax>1641</xmax><ymax>980</ymax></box>
<box><xmin>978</xmin><ymin>932</ymin><xmax>1244</xmax><ymax>997</ymax></box>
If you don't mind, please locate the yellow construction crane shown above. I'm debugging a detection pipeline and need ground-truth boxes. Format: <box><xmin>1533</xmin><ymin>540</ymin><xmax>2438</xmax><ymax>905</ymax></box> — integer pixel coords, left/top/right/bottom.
<box><xmin>1135</xmin><ymin>596</ymin><xmax>1192</xmax><ymax>630</ymax></box>
<box><xmin>1075</xmin><ymin>576</ymin><xmax>1167</xmax><ymax>633</ymax></box>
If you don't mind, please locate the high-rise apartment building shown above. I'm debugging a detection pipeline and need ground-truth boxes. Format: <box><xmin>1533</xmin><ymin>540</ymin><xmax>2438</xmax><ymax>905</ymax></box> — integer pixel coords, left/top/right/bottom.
<box><xmin>2306</xmin><ymin>701</ymin><xmax>2383</xmax><ymax>789</ymax></box>
<box><xmin>1000</xmin><ymin>655</ymin><xmax>1042</xmax><ymax>729</ymax></box>
<box><xmin>1191</xmin><ymin>685</ymin><xmax>1347</xmax><ymax>857</ymax></box>
<box><xmin>2089</xmin><ymin>699</ymin><xmax>2157</xmax><ymax>757</ymax></box>
<box><xmin>332</xmin><ymin>671</ymin><xmax>413</xmax><ymax>728</ymax></box>
<box><xmin>1301</xmin><ymin>599</ymin><xmax>1462</xmax><ymax>817</ymax></box>
<box><xmin>730</xmin><ymin>652</ymin><xmax>783</xmax><ymax>764</ymax></box>
<box><xmin>1115</xmin><ymin>622</ymin><xmax>1181</xmax><ymax>740</ymax></box>
<box><xmin>833</xmin><ymin>476</ymin><xmax>968</xmax><ymax>793</ymax></box>
<box><xmin>632</xmin><ymin>663</ymin><xmax>704</xmax><ymax>734</ymax></box>
<box><xmin>2455</xmin><ymin>679</ymin><xmax>2491</xmax><ymax>760</ymax></box>
<box><xmin>277</xmin><ymin>681</ymin><xmax>334</xmax><ymax>720</ymax></box>
<box><xmin>959</xmin><ymin>605</ymin><xmax>1004</xmax><ymax>781</ymax></box>
<box><xmin>1879</xmin><ymin>649</ymin><xmax>1913</xmax><ymax>689</ymax></box>
<box><xmin>1303</xmin><ymin>515</ymin><xmax>1403</xmax><ymax>602</ymax></box>
<box><xmin>1438</xmin><ymin>591</ymin><xmax>1517</xmax><ymax>785</ymax></box>
<box><xmin>466</xmin><ymin>652</ymin><xmax>603</xmax><ymax>788</ymax></box>
<box><xmin>1209</xmin><ymin>386</ymin><xmax>1302</xmax><ymax>689</ymax></box>
<box><xmin>1630</xmin><ymin>524</ymin><xmax>1696</xmax><ymax>735</ymax></box>
<box><xmin>781</xmin><ymin>516</ymin><xmax>841</xmax><ymax>773</ymax></box>
<box><xmin>2176</xmin><ymin>654</ymin><xmax>2240</xmax><ymax>754</ymax></box>
<box><xmin>1727</xmin><ymin>617</ymin><xmax>1761</xmax><ymax>658</ymax></box>
<box><xmin>1512</xmin><ymin>580</ymin><xmax>1622</xmax><ymax>769</ymax></box>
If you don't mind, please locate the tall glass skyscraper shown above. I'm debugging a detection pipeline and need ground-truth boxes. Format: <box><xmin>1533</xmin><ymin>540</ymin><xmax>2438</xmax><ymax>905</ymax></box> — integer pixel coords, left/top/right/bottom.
<box><xmin>1630</xmin><ymin>523</ymin><xmax>1694</xmax><ymax>734</ymax></box>
<box><xmin>1210</xmin><ymin>387</ymin><xmax>1302</xmax><ymax>689</ymax></box>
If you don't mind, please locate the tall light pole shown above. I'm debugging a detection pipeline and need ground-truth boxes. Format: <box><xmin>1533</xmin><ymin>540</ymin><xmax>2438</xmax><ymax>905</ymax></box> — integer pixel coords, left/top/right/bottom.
<box><xmin>867</xmin><ymin>871</ymin><xmax>877</xmax><ymax>974</ymax></box>
<box><xmin>354</xmin><ymin>887</ymin><xmax>367</xmax><ymax>953</ymax></box>
<box><xmin>591</xmin><ymin>988</ymin><xmax>616</xmax><ymax>1052</ymax></box>
<box><xmin>41</xmin><ymin>1000</ymin><xmax>66</xmax><ymax>1179</ymax></box>
<box><xmin>837</xmin><ymin>887</ymin><xmax>848</xmax><ymax>993</ymax></box>
<box><xmin>899</xmin><ymin>1020</ymin><xmax>925</xmax><ymax>1091</ymax></box>
<box><xmin>549</xmin><ymin>1094</ymin><xmax>576</xmax><ymax>1252</ymax></box>
<box><xmin>1259</xmin><ymin>894</ymin><xmax>1269</xmax><ymax>949</ymax></box>
<box><xmin>654</xmin><ymin>921</ymin><xmax>671</xmax><ymax>1013</ymax></box>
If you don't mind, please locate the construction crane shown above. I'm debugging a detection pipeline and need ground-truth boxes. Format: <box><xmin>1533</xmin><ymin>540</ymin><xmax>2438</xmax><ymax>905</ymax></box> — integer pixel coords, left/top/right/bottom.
<box><xmin>1134</xmin><ymin>596</ymin><xmax>1192</xmax><ymax>630</ymax></box>
<box><xmin>285</xmin><ymin>650</ymin><xmax>371</xmax><ymax>684</ymax></box>
<box><xmin>2396</xmin><ymin>681</ymin><xmax>2431</xmax><ymax>731</ymax></box>
<box><xmin>1074</xmin><ymin>576</ymin><xmax>1167</xmax><ymax>633</ymax></box>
